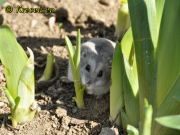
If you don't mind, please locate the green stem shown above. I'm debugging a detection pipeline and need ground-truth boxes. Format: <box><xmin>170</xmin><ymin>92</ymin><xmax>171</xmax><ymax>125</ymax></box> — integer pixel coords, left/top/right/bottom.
<box><xmin>74</xmin><ymin>80</ymin><xmax>85</xmax><ymax>108</ymax></box>
<box><xmin>141</xmin><ymin>99</ymin><xmax>153</xmax><ymax>135</ymax></box>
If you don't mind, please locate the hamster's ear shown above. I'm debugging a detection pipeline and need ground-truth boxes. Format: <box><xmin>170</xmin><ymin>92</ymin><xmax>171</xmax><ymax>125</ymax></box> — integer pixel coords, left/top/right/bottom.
<box><xmin>108</xmin><ymin>59</ymin><xmax>113</xmax><ymax>69</ymax></box>
<box><xmin>104</xmin><ymin>57</ymin><xmax>113</xmax><ymax>69</ymax></box>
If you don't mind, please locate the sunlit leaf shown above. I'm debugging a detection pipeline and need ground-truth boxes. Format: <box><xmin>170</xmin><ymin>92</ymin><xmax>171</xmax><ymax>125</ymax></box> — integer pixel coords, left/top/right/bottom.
<box><xmin>156</xmin><ymin>115</ymin><xmax>180</xmax><ymax>130</ymax></box>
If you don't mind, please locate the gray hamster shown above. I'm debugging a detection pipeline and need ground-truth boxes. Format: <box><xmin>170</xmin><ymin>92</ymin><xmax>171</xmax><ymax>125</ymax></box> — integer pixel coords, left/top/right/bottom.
<box><xmin>68</xmin><ymin>38</ymin><xmax>115</xmax><ymax>96</ymax></box>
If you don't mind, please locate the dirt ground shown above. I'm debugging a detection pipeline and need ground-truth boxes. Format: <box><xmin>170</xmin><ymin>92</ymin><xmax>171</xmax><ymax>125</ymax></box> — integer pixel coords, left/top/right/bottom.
<box><xmin>0</xmin><ymin>0</ymin><xmax>122</xmax><ymax>134</ymax></box>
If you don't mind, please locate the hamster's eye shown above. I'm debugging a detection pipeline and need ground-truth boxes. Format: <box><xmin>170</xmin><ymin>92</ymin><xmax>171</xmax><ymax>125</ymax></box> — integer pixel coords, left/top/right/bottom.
<box><xmin>81</xmin><ymin>52</ymin><xmax>86</xmax><ymax>58</ymax></box>
<box><xmin>97</xmin><ymin>70</ymin><xmax>103</xmax><ymax>78</ymax></box>
<box><xmin>83</xmin><ymin>53</ymin><xmax>86</xmax><ymax>57</ymax></box>
<box><xmin>85</xmin><ymin>64</ymin><xmax>91</xmax><ymax>72</ymax></box>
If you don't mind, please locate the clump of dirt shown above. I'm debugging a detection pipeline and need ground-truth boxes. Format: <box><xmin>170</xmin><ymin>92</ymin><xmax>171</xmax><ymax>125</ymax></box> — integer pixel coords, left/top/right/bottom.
<box><xmin>0</xmin><ymin>0</ymin><xmax>123</xmax><ymax>134</ymax></box>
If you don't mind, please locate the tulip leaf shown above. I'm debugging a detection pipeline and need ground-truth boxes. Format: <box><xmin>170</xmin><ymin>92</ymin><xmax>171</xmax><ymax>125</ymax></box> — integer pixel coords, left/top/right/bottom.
<box><xmin>156</xmin><ymin>0</ymin><xmax>180</xmax><ymax>108</ymax></box>
<box><xmin>121</xmin><ymin>27</ymin><xmax>133</xmax><ymax>62</ymax></box>
<box><xmin>156</xmin><ymin>115</ymin><xmax>180</xmax><ymax>130</ymax></box>
<box><xmin>141</xmin><ymin>99</ymin><xmax>153</xmax><ymax>135</ymax></box>
<box><xmin>110</xmin><ymin>42</ymin><xmax>124</xmax><ymax>125</ymax></box>
<box><xmin>0</xmin><ymin>25</ymin><xmax>28</xmax><ymax>99</ymax></box>
<box><xmin>127</xmin><ymin>125</ymin><xmax>139</xmax><ymax>135</ymax></box>
<box><xmin>65</xmin><ymin>36</ymin><xmax>75</xmax><ymax>72</ymax></box>
<box><xmin>127</xmin><ymin>0</ymin><xmax>157</xmax><ymax>128</ymax></box>
<box><xmin>74</xmin><ymin>29</ymin><xmax>81</xmax><ymax>71</ymax></box>
<box><xmin>0</xmin><ymin>25</ymin><xmax>37</xmax><ymax>127</ymax></box>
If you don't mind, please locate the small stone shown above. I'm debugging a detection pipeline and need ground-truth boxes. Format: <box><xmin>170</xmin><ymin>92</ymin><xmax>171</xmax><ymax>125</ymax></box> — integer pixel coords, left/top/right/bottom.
<box><xmin>61</xmin><ymin>116</ymin><xmax>70</xmax><ymax>130</ymax></box>
<box><xmin>56</xmin><ymin>100</ymin><xmax>64</xmax><ymax>105</ymax></box>
<box><xmin>7</xmin><ymin>133</ymin><xmax>14</xmax><ymax>135</ymax></box>
<box><xmin>70</xmin><ymin>117</ymin><xmax>87</xmax><ymax>125</ymax></box>
<box><xmin>51</xmin><ymin>115</ymin><xmax>57</xmax><ymax>121</ymax></box>
<box><xmin>55</xmin><ymin>107</ymin><xmax>67</xmax><ymax>118</ymax></box>
<box><xmin>52</xmin><ymin>123</ymin><xmax>57</xmax><ymax>128</ymax></box>
<box><xmin>60</xmin><ymin>76</ymin><xmax>71</xmax><ymax>83</ymax></box>
<box><xmin>31</xmin><ymin>19</ymin><xmax>38</xmax><ymax>28</ymax></box>
<box><xmin>29</xmin><ymin>32</ymin><xmax>34</xmax><ymax>37</ymax></box>
<box><xmin>0</xmin><ymin>102</ymin><xmax>4</xmax><ymax>107</ymax></box>
<box><xmin>49</xmin><ymin>16</ymin><xmax>56</xmax><ymax>31</ymax></box>
<box><xmin>32</xmin><ymin>0</ymin><xmax>39</xmax><ymax>2</ymax></box>
<box><xmin>90</xmin><ymin>121</ymin><xmax>99</xmax><ymax>128</ymax></box>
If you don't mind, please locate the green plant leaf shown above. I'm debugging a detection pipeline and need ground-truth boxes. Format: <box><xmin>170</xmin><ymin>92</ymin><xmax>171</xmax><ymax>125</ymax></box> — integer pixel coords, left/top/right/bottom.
<box><xmin>11</xmin><ymin>48</ymin><xmax>36</xmax><ymax>127</ymax></box>
<box><xmin>156</xmin><ymin>0</ymin><xmax>165</xmax><ymax>36</ymax></box>
<box><xmin>174</xmin><ymin>95</ymin><xmax>180</xmax><ymax>103</ymax></box>
<box><xmin>110</xmin><ymin>42</ymin><xmax>124</xmax><ymax>125</ymax></box>
<box><xmin>121</xmin><ymin>111</ymin><xmax>128</xmax><ymax>129</ymax></box>
<box><xmin>115</xmin><ymin>2</ymin><xmax>131</xmax><ymax>39</ymax></box>
<box><xmin>0</xmin><ymin>25</ymin><xmax>28</xmax><ymax>99</ymax></box>
<box><xmin>157</xmin><ymin>77</ymin><xmax>180</xmax><ymax>116</ymax></box>
<box><xmin>127</xmin><ymin>125</ymin><xmax>139</xmax><ymax>135</ymax></box>
<box><xmin>156</xmin><ymin>0</ymin><xmax>180</xmax><ymax>108</ymax></box>
<box><xmin>123</xmin><ymin>57</ymin><xmax>139</xmax><ymax>127</ymax></box>
<box><xmin>38</xmin><ymin>53</ymin><xmax>54</xmax><ymax>82</ymax></box>
<box><xmin>65</xmin><ymin>30</ymin><xmax>84</xmax><ymax>108</ymax></box>
<box><xmin>0</xmin><ymin>25</ymin><xmax>37</xmax><ymax>127</ymax></box>
<box><xmin>121</xmin><ymin>27</ymin><xmax>133</xmax><ymax>62</ymax></box>
<box><xmin>154</xmin><ymin>76</ymin><xmax>180</xmax><ymax>135</ymax></box>
<box><xmin>141</xmin><ymin>99</ymin><xmax>153</xmax><ymax>135</ymax></box>
<box><xmin>74</xmin><ymin>29</ymin><xmax>81</xmax><ymax>70</ymax></box>
<box><xmin>110</xmin><ymin>37</ymin><xmax>139</xmax><ymax>127</ymax></box>
<box><xmin>127</xmin><ymin>0</ymin><xmax>157</xmax><ymax>129</ymax></box>
<box><xmin>4</xmin><ymin>87</ymin><xmax>15</xmax><ymax>108</ymax></box>
<box><xmin>156</xmin><ymin>115</ymin><xmax>180</xmax><ymax>130</ymax></box>
<box><xmin>154</xmin><ymin>1</ymin><xmax>180</xmax><ymax>133</ymax></box>
<box><xmin>65</xmin><ymin>36</ymin><xmax>75</xmax><ymax>72</ymax></box>
<box><xmin>127</xmin><ymin>0</ymin><xmax>157</xmax><ymax>49</ymax></box>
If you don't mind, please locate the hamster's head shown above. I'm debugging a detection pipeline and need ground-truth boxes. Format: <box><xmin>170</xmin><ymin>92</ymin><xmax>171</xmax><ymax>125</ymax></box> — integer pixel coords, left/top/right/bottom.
<box><xmin>80</xmin><ymin>43</ymin><xmax>113</xmax><ymax>96</ymax></box>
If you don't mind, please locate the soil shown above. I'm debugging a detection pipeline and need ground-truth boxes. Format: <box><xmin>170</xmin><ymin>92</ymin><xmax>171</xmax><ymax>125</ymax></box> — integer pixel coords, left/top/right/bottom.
<box><xmin>0</xmin><ymin>0</ymin><xmax>122</xmax><ymax>134</ymax></box>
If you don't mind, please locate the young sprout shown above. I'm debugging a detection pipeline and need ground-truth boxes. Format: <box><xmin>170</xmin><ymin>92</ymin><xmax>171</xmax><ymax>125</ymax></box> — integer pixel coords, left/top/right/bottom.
<box><xmin>0</xmin><ymin>25</ymin><xmax>38</xmax><ymax>127</ymax></box>
<box><xmin>38</xmin><ymin>53</ymin><xmax>55</xmax><ymax>82</ymax></box>
<box><xmin>65</xmin><ymin>29</ymin><xmax>85</xmax><ymax>108</ymax></box>
<box><xmin>59</xmin><ymin>23</ymin><xmax>63</xmax><ymax>31</ymax></box>
<box><xmin>115</xmin><ymin>0</ymin><xmax>130</xmax><ymax>39</ymax></box>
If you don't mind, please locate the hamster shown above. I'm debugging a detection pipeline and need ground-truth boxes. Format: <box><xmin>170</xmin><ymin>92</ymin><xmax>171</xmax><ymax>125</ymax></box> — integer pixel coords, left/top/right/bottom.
<box><xmin>68</xmin><ymin>38</ymin><xmax>115</xmax><ymax>96</ymax></box>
